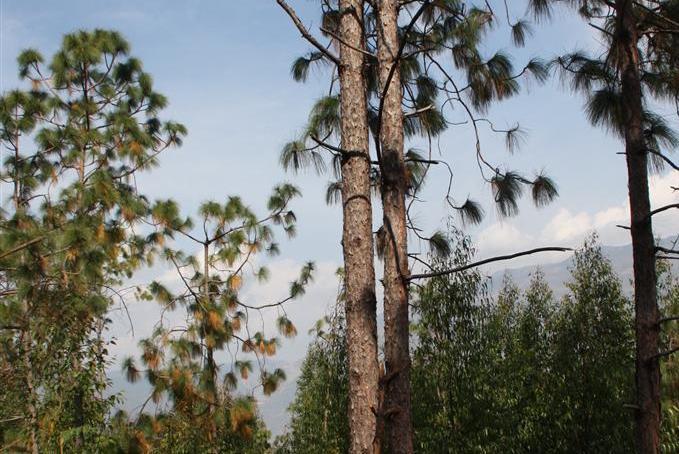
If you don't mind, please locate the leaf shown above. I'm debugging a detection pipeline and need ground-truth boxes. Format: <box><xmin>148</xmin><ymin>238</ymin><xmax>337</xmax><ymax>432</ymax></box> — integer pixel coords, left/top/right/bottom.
<box><xmin>586</xmin><ymin>87</ymin><xmax>624</xmax><ymax>136</ymax></box>
<box><xmin>505</xmin><ymin>126</ymin><xmax>526</xmax><ymax>153</ymax></box>
<box><xmin>511</xmin><ymin>20</ymin><xmax>533</xmax><ymax>47</ymax></box>
<box><xmin>429</xmin><ymin>231</ymin><xmax>452</xmax><ymax>257</ymax></box>
<box><xmin>531</xmin><ymin>174</ymin><xmax>558</xmax><ymax>207</ymax></box>
<box><xmin>325</xmin><ymin>180</ymin><xmax>343</xmax><ymax>205</ymax></box>
<box><xmin>277</xmin><ymin>316</ymin><xmax>298</xmax><ymax>338</ymax></box>
<box><xmin>122</xmin><ymin>357</ymin><xmax>140</xmax><ymax>383</ymax></box>
<box><xmin>457</xmin><ymin>199</ymin><xmax>484</xmax><ymax>225</ymax></box>
<box><xmin>229</xmin><ymin>274</ymin><xmax>242</xmax><ymax>291</ymax></box>
<box><xmin>525</xmin><ymin>57</ymin><xmax>549</xmax><ymax>83</ymax></box>
<box><xmin>280</xmin><ymin>140</ymin><xmax>326</xmax><ymax>174</ymax></box>
<box><xmin>491</xmin><ymin>171</ymin><xmax>524</xmax><ymax>217</ymax></box>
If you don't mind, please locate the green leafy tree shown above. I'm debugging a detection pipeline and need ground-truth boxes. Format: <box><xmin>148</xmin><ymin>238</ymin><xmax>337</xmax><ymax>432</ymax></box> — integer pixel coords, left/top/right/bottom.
<box><xmin>280</xmin><ymin>234</ymin><xmax>646</xmax><ymax>453</ymax></box>
<box><xmin>410</xmin><ymin>232</ymin><xmax>497</xmax><ymax>452</ymax></box>
<box><xmin>548</xmin><ymin>237</ymin><xmax>635</xmax><ymax>452</ymax></box>
<box><xmin>658</xmin><ymin>258</ymin><xmax>679</xmax><ymax>452</ymax></box>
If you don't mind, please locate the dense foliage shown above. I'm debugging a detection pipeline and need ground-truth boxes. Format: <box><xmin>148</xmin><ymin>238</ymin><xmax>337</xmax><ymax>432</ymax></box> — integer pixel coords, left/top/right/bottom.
<box><xmin>278</xmin><ymin>235</ymin><xmax>679</xmax><ymax>453</ymax></box>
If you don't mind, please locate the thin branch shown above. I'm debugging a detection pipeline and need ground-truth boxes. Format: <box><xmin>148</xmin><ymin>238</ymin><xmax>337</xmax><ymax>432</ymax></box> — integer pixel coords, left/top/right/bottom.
<box><xmin>408</xmin><ymin>247</ymin><xmax>572</xmax><ymax>280</ymax></box>
<box><xmin>404</xmin><ymin>104</ymin><xmax>434</xmax><ymax>118</ymax></box>
<box><xmin>651</xmin><ymin>346</ymin><xmax>679</xmax><ymax>361</ymax></box>
<box><xmin>659</xmin><ymin>315</ymin><xmax>679</xmax><ymax>324</ymax></box>
<box><xmin>649</xmin><ymin>203</ymin><xmax>679</xmax><ymax>218</ymax></box>
<box><xmin>275</xmin><ymin>0</ymin><xmax>341</xmax><ymax>66</ymax></box>
<box><xmin>648</xmin><ymin>149</ymin><xmax>679</xmax><ymax>171</ymax></box>
<box><xmin>0</xmin><ymin>236</ymin><xmax>45</xmax><ymax>261</ymax></box>
<box><xmin>320</xmin><ymin>27</ymin><xmax>376</xmax><ymax>58</ymax></box>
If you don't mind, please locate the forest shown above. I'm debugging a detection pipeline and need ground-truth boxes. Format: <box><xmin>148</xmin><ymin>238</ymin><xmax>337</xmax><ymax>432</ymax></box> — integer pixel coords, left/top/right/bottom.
<box><xmin>0</xmin><ymin>0</ymin><xmax>678</xmax><ymax>453</ymax></box>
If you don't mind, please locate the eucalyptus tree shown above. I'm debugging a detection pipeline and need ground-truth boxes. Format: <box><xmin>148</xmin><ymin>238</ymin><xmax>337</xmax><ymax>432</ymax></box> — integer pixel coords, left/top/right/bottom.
<box><xmin>657</xmin><ymin>258</ymin><xmax>679</xmax><ymax>452</ymax></box>
<box><xmin>276</xmin><ymin>1</ymin><xmax>566</xmax><ymax>450</ymax></box>
<box><xmin>123</xmin><ymin>184</ymin><xmax>313</xmax><ymax>448</ymax></box>
<box><xmin>549</xmin><ymin>237</ymin><xmax>635</xmax><ymax>452</ymax></box>
<box><xmin>0</xmin><ymin>29</ymin><xmax>185</xmax><ymax>452</ymax></box>
<box><xmin>527</xmin><ymin>1</ymin><xmax>679</xmax><ymax>450</ymax></box>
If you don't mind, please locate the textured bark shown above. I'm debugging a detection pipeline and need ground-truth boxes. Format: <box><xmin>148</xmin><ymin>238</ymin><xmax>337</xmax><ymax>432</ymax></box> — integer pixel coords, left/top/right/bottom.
<box><xmin>21</xmin><ymin>320</ymin><xmax>39</xmax><ymax>454</ymax></box>
<box><xmin>338</xmin><ymin>1</ymin><xmax>380</xmax><ymax>452</ymax></box>
<box><xmin>617</xmin><ymin>2</ymin><xmax>661</xmax><ymax>452</ymax></box>
<box><xmin>376</xmin><ymin>1</ymin><xmax>413</xmax><ymax>452</ymax></box>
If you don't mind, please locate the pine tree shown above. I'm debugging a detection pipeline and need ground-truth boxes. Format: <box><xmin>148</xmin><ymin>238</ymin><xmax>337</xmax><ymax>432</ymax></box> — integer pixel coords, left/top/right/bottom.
<box><xmin>123</xmin><ymin>185</ymin><xmax>313</xmax><ymax>450</ymax></box>
<box><xmin>276</xmin><ymin>2</ymin><xmax>564</xmax><ymax>449</ymax></box>
<box><xmin>276</xmin><ymin>1</ymin><xmax>381</xmax><ymax>450</ymax></box>
<box><xmin>529</xmin><ymin>2</ymin><xmax>679</xmax><ymax>450</ymax></box>
<box><xmin>0</xmin><ymin>29</ymin><xmax>185</xmax><ymax>451</ymax></box>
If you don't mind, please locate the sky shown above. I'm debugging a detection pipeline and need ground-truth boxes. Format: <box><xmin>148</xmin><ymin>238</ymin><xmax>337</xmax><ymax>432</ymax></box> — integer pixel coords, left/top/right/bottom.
<box><xmin>1</xmin><ymin>0</ymin><xmax>678</xmax><ymax>429</ymax></box>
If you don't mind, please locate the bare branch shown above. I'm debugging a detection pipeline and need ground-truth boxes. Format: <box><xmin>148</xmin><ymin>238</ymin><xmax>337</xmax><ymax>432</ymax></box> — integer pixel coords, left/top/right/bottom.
<box><xmin>651</xmin><ymin>346</ymin><xmax>679</xmax><ymax>361</ymax></box>
<box><xmin>656</xmin><ymin>246</ymin><xmax>679</xmax><ymax>255</ymax></box>
<box><xmin>648</xmin><ymin>149</ymin><xmax>679</xmax><ymax>171</ymax></box>
<box><xmin>275</xmin><ymin>0</ymin><xmax>340</xmax><ymax>66</ymax></box>
<box><xmin>320</xmin><ymin>27</ymin><xmax>376</xmax><ymax>59</ymax></box>
<box><xmin>408</xmin><ymin>247</ymin><xmax>572</xmax><ymax>281</ymax></box>
<box><xmin>659</xmin><ymin>315</ymin><xmax>679</xmax><ymax>324</ymax></box>
<box><xmin>649</xmin><ymin>203</ymin><xmax>679</xmax><ymax>218</ymax></box>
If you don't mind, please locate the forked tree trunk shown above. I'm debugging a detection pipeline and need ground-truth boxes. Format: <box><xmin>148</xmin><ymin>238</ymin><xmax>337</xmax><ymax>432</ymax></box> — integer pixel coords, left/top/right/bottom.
<box><xmin>375</xmin><ymin>0</ymin><xmax>414</xmax><ymax>452</ymax></box>
<box><xmin>617</xmin><ymin>1</ymin><xmax>661</xmax><ymax>452</ymax></box>
<box><xmin>338</xmin><ymin>1</ymin><xmax>380</xmax><ymax>452</ymax></box>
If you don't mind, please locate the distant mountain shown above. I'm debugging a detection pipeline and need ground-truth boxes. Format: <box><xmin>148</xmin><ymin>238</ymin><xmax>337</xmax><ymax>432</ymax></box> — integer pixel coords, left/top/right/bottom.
<box><xmin>488</xmin><ymin>242</ymin><xmax>635</xmax><ymax>298</ymax></box>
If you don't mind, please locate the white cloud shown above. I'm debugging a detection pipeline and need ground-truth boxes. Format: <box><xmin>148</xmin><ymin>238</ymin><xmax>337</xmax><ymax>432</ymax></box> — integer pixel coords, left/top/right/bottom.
<box><xmin>593</xmin><ymin>205</ymin><xmax>627</xmax><ymax>229</ymax></box>
<box><xmin>477</xmin><ymin>222</ymin><xmax>532</xmax><ymax>252</ymax></box>
<box><xmin>541</xmin><ymin>208</ymin><xmax>593</xmax><ymax>243</ymax></box>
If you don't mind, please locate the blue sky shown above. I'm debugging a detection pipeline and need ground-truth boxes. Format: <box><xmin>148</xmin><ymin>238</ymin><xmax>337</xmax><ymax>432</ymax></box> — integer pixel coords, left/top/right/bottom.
<box><xmin>3</xmin><ymin>0</ymin><xmax>671</xmax><ymax>262</ymax></box>
<box><xmin>2</xmin><ymin>0</ymin><xmax>677</xmax><ymax>429</ymax></box>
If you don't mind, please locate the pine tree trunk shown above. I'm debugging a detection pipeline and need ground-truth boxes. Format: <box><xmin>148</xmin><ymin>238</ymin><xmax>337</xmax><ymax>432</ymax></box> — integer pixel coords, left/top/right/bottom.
<box><xmin>15</xmin><ymin>154</ymin><xmax>38</xmax><ymax>453</ymax></box>
<box><xmin>338</xmin><ymin>1</ymin><xmax>380</xmax><ymax>452</ymax></box>
<box><xmin>375</xmin><ymin>0</ymin><xmax>413</xmax><ymax>452</ymax></box>
<box><xmin>21</xmin><ymin>320</ymin><xmax>39</xmax><ymax>454</ymax></box>
<box><xmin>617</xmin><ymin>2</ymin><xmax>661</xmax><ymax>452</ymax></box>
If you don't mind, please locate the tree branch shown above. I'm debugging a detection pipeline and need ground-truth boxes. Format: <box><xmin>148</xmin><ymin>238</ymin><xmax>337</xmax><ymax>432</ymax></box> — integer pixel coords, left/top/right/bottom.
<box><xmin>649</xmin><ymin>203</ymin><xmax>679</xmax><ymax>218</ymax></box>
<box><xmin>659</xmin><ymin>315</ymin><xmax>679</xmax><ymax>324</ymax></box>
<box><xmin>0</xmin><ymin>236</ymin><xmax>45</xmax><ymax>261</ymax></box>
<box><xmin>275</xmin><ymin>0</ymin><xmax>341</xmax><ymax>66</ymax></box>
<box><xmin>651</xmin><ymin>346</ymin><xmax>679</xmax><ymax>361</ymax></box>
<box><xmin>320</xmin><ymin>27</ymin><xmax>376</xmax><ymax>59</ymax></box>
<box><xmin>408</xmin><ymin>247</ymin><xmax>572</xmax><ymax>280</ymax></box>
